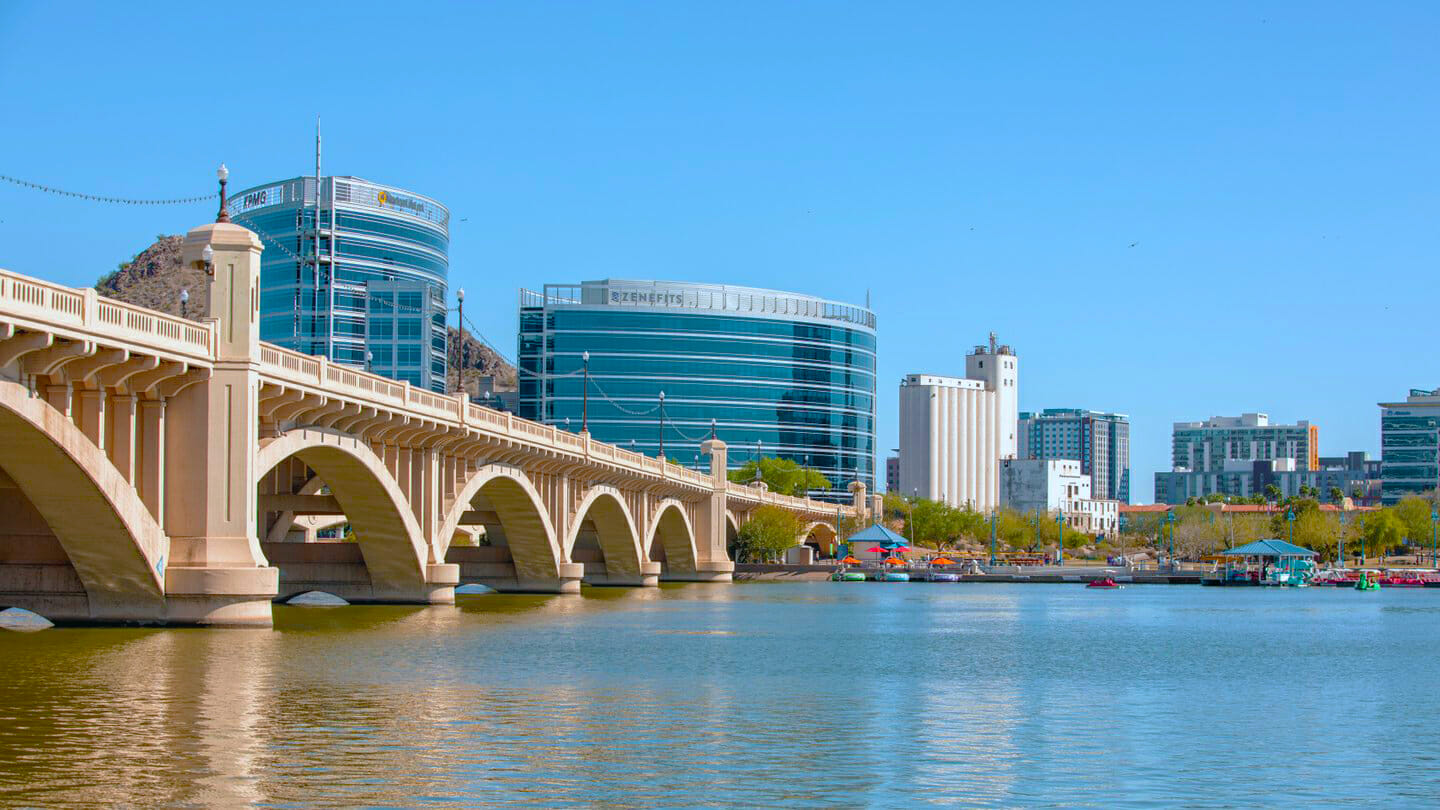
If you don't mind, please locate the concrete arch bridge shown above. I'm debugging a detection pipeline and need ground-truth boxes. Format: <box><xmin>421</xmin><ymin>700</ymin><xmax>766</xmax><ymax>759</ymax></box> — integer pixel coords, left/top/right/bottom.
<box><xmin>0</xmin><ymin>219</ymin><xmax>871</xmax><ymax>625</ymax></box>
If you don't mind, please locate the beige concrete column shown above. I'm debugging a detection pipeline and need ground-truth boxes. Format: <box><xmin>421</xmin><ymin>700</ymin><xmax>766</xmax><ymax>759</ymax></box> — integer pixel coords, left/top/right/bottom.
<box><xmin>108</xmin><ymin>392</ymin><xmax>138</xmax><ymax>483</ymax></box>
<box><xmin>138</xmin><ymin>398</ymin><xmax>166</xmax><ymax>522</ymax></box>
<box><xmin>161</xmin><ymin>221</ymin><xmax>277</xmax><ymax>626</ymax></box>
<box><xmin>45</xmin><ymin>383</ymin><xmax>72</xmax><ymax>419</ymax></box>
<box><xmin>77</xmin><ymin>389</ymin><xmax>106</xmax><ymax>448</ymax></box>
<box><xmin>696</xmin><ymin>437</ymin><xmax>734</xmax><ymax>581</ymax></box>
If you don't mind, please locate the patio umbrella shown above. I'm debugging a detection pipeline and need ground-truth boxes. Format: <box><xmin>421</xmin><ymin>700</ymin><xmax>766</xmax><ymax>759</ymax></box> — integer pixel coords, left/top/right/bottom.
<box><xmin>866</xmin><ymin>546</ymin><xmax>887</xmax><ymax>553</ymax></box>
<box><xmin>841</xmin><ymin>556</ymin><xmax>862</xmax><ymax>565</ymax></box>
<box><xmin>883</xmin><ymin>557</ymin><xmax>905</xmax><ymax>565</ymax></box>
<box><xmin>891</xmin><ymin>545</ymin><xmax>910</xmax><ymax>552</ymax></box>
<box><xmin>932</xmin><ymin>557</ymin><xmax>956</xmax><ymax>566</ymax></box>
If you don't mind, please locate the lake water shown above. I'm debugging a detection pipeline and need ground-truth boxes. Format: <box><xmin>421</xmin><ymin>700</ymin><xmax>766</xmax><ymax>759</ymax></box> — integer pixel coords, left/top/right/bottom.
<box><xmin>2</xmin><ymin>582</ymin><xmax>1439</xmax><ymax>808</ymax></box>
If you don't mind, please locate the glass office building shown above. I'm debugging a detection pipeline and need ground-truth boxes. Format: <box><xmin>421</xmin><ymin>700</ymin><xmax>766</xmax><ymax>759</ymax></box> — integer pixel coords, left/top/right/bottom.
<box><xmin>1378</xmin><ymin>388</ymin><xmax>1440</xmax><ymax>505</ymax></box>
<box><xmin>518</xmin><ymin>280</ymin><xmax>877</xmax><ymax>499</ymax></box>
<box><xmin>228</xmin><ymin>175</ymin><xmax>450</xmax><ymax>392</ymax></box>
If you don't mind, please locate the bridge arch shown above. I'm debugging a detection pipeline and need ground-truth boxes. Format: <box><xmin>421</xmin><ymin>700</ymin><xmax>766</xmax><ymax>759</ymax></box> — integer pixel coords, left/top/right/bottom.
<box><xmin>646</xmin><ymin>499</ymin><xmax>698</xmax><ymax>578</ymax></box>
<box><xmin>799</xmin><ymin>521</ymin><xmax>838</xmax><ymax>557</ymax></box>
<box><xmin>0</xmin><ymin>382</ymin><xmax>166</xmax><ymax>621</ymax></box>
<box><xmin>255</xmin><ymin>428</ymin><xmax>428</xmax><ymax>600</ymax></box>
<box><xmin>565</xmin><ymin>486</ymin><xmax>645</xmax><ymax>586</ymax></box>
<box><xmin>437</xmin><ymin>464</ymin><xmax>564</xmax><ymax>591</ymax></box>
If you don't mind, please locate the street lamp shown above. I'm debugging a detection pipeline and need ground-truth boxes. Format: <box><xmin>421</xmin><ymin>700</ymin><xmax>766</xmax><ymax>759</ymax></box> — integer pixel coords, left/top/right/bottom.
<box><xmin>1285</xmin><ymin>508</ymin><xmax>1296</xmax><ymax>546</ymax></box>
<box><xmin>455</xmin><ymin>287</ymin><xmax>465</xmax><ymax>395</ymax></box>
<box><xmin>365</xmin><ymin>350</ymin><xmax>373</xmax><ymax>373</ymax></box>
<box><xmin>1055</xmin><ymin>512</ymin><xmax>1065</xmax><ymax>566</ymax></box>
<box><xmin>1163</xmin><ymin>511</ymin><xmax>1177</xmax><ymax>571</ymax></box>
<box><xmin>179</xmin><ymin>288</ymin><xmax>189</xmax><ymax>319</ymax></box>
<box><xmin>216</xmin><ymin>163</ymin><xmax>230</xmax><ymax>223</ymax></box>
<box><xmin>989</xmin><ymin>509</ymin><xmax>997</xmax><ymax>567</ymax></box>
<box><xmin>657</xmin><ymin>390</ymin><xmax>665</xmax><ymax>460</ymax></box>
<box><xmin>581</xmin><ymin>350</ymin><xmax>590</xmax><ymax>434</ymax></box>
<box><xmin>201</xmin><ymin>244</ymin><xmax>214</xmax><ymax>276</ymax></box>
<box><xmin>1431</xmin><ymin>509</ymin><xmax>1438</xmax><ymax>568</ymax></box>
<box><xmin>909</xmin><ymin>488</ymin><xmax>917</xmax><ymax>547</ymax></box>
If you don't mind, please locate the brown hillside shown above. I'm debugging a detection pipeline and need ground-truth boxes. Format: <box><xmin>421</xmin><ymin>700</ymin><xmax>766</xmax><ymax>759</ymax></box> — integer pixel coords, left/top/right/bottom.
<box><xmin>95</xmin><ymin>235</ymin><xmax>516</xmax><ymax>392</ymax></box>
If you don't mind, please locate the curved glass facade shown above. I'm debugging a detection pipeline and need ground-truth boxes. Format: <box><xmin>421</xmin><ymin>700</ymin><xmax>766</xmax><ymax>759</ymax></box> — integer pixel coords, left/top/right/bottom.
<box><xmin>229</xmin><ymin>176</ymin><xmax>449</xmax><ymax>392</ymax></box>
<box><xmin>518</xmin><ymin>280</ymin><xmax>876</xmax><ymax>499</ymax></box>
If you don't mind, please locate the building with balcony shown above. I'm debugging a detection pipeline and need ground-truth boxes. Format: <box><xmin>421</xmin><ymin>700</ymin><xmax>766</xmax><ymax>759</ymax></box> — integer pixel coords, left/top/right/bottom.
<box><xmin>229</xmin><ymin>175</ymin><xmax>450</xmax><ymax>392</ymax></box>
<box><xmin>1018</xmin><ymin>408</ymin><xmax>1130</xmax><ymax>502</ymax></box>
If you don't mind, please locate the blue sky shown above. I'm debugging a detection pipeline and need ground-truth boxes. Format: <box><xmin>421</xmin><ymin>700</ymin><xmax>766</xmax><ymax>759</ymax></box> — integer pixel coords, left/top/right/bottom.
<box><xmin>1</xmin><ymin>2</ymin><xmax>1436</xmax><ymax>501</ymax></box>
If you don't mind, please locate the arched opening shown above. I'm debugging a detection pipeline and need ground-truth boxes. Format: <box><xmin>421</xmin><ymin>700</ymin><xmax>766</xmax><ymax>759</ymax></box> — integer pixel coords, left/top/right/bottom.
<box><xmin>0</xmin><ymin>385</ymin><xmax>166</xmax><ymax>623</ymax></box>
<box><xmin>800</xmin><ymin>522</ymin><xmax>838</xmax><ymax>559</ymax></box>
<box><xmin>255</xmin><ymin>430</ymin><xmax>429</xmax><ymax>603</ymax></box>
<box><xmin>566</xmin><ymin>488</ymin><xmax>645</xmax><ymax>586</ymax></box>
<box><xmin>438</xmin><ymin>465</ymin><xmax>566</xmax><ymax>592</ymax></box>
<box><xmin>647</xmin><ymin>500</ymin><xmax>698</xmax><ymax>579</ymax></box>
<box><xmin>725</xmin><ymin>511</ymin><xmax>740</xmax><ymax>560</ymax></box>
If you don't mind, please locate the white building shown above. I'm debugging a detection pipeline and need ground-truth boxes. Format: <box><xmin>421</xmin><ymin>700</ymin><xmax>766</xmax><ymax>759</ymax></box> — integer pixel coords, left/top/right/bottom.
<box><xmin>898</xmin><ymin>334</ymin><xmax>1018</xmax><ymax>511</ymax></box>
<box><xmin>999</xmin><ymin>458</ymin><xmax>1120</xmax><ymax>536</ymax></box>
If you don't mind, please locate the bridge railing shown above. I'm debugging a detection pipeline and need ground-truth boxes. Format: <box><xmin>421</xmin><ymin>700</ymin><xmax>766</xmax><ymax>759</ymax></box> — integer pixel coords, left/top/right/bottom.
<box><xmin>254</xmin><ymin>339</ymin><xmax>854</xmax><ymax>514</ymax></box>
<box><xmin>1</xmin><ymin>268</ymin><xmax>214</xmax><ymax>362</ymax></box>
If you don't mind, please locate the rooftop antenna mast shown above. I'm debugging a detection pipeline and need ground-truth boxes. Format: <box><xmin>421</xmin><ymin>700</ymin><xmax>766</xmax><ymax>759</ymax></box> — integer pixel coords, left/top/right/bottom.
<box><xmin>313</xmin><ymin>117</ymin><xmax>323</xmax><ymax>360</ymax></box>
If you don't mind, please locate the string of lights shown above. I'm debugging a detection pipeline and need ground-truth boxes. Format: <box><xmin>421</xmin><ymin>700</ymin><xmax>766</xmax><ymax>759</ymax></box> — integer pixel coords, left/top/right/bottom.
<box><xmin>0</xmin><ymin>174</ymin><xmax>214</xmax><ymax>205</ymax></box>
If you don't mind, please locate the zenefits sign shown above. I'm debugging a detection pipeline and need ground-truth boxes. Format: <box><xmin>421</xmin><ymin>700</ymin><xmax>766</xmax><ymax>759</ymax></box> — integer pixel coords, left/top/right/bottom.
<box><xmin>610</xmin><ymin>290</ymin><xmax>684</xmax><ymax>306</ymax></box>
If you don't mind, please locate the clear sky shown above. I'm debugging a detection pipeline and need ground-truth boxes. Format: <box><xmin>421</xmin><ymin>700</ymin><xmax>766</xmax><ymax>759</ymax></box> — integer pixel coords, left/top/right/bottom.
<box><xmin>1</xmin><ymin>2</ymin><xmax>1436</xmax><ymax>501</ymax></box>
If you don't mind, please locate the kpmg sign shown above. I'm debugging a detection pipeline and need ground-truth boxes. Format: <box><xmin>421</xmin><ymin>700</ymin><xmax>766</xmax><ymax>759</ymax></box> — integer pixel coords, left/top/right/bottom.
<box><xmin>609</xmin><ymin>290</ymin><xmax>685</xmax><ymax>306</ymax></box>
<box><xmin>230</xmin><ymin>184</ymin><xmax>284</xmax><ymax>215</ymax></box>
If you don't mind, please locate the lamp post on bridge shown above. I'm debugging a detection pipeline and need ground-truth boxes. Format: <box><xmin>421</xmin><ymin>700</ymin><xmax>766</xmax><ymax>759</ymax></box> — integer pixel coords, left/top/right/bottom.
<box><xmin>216</xmin><ymin>163</ymin><xmax>230</xmax><ymax>223</ymax></box>
<box><xmin>581</xmin><ymin>350</ymin><xmax>590</xmax><ymax>434</ymax></box>
<box><xmin>179</xmin><ymin>288</ymin><xmax>189</xmax><ymax>319</ymax></box>
<box><xmin>455</xmin><ymin>287</ymin><xmax>465</xmax><ymax>396</ymax></box>
<box><xmin>657</xmin><ymin>390</ymin><xmax>665</xmax><ymax>461</ymax></box>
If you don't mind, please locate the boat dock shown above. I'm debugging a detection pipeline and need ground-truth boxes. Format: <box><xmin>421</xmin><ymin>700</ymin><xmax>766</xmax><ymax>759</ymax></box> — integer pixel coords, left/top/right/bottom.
<box><xmin>734</xmin><ymin>564</ymin><xmax>1203</xmax><ymax>584</ymax></box>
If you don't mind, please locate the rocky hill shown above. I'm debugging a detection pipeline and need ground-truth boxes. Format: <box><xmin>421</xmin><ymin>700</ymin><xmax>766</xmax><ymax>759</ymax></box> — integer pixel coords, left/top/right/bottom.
<box><xmin>95</xmin><ymin>234</ymin><xmax>516</xmax><ymax>391</ymax></box>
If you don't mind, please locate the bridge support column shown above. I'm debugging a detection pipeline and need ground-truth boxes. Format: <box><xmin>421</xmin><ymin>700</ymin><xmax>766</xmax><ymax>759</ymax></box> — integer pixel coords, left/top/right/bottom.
<box><xmin>422</xmin><ymin>563</ymin><xmax>460</xmax><ymax>603</ymax></box>
<box><xmin>108</xmin><ymin>393</ymin><xmax>137</xmax><ymax>483</ymax></box>
<box><xmin>558</xmin><ymin>562</ymin><xmax>584</xmax><ymax>593</ymax></box>
<box><xmin>696</xmin><ymin>437</ymin><xmax>734</xmax><ymax>583</ymax></box>
<box><xmin>159</xmin><ymin>221</ymin><xmax>278</xmax><ymax>626</ymax></box>
<box><xmin>640</xmin><ymin>560</ymin><xmax>661</xmax><ymax>587</ymax></box>
<box><xmin>138</xmin><ymin>399</ymin><xmax>166</xmax><ymax>522</ymax></box>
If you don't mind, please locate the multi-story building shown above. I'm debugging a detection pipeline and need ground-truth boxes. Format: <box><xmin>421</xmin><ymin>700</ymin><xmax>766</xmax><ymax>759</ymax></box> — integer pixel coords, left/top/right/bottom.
<box><xmin>1154</xmin><ymin>459</ymin><xmax>1372</xmax><ymax>505</ymax></box>
<box><xmin>229</xmin><ymin>175</ymin><xmax>450</xmax><ymax>392</ymax></box>
<box><xmin>1017</xmin><ymin>408</ymin><xmax>1130</xmax><ymax>502</ymax></box>
<box><xmin>885</xmin><ymin>454</ymin><xmax>900</xmax><ymax>494</ymax></box>
<box><xmin>999</xmin><ymin>458</ymin><xmax>1119</xmax><ymax>536</ymax></box>
<box><xmin>1172</xmin><ymin>413</ymin><xmax>1317</xmax><ymax>473</ymax></box>
<box><xmin>1154</xmin><ymin>413</ymin><xmax>1318</xmax><ymax>503</ymax></box>
<box><xmin>897</xmin><ymin>334</ymin><xmax>1018</xmax><ymax>512</ymax></box>
<box><xmin>1379</xmin><ymin>388</ymin><xmax>1440</xmax><ymax>504</ymax></box>
<box><xmin>517</xmin><ymin>280</ymin><xmax>876</xmax><ymax>500</ymax></box>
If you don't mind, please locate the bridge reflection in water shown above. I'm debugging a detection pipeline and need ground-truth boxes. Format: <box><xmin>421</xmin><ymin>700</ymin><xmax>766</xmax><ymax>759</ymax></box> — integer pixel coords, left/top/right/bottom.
<box><xmin>0</xmin><ymin>215</ymin><xmax>869</xmax><ymax>626</ymax></box>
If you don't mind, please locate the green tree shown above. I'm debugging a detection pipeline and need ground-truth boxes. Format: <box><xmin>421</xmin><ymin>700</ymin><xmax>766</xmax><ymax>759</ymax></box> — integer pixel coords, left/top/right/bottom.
<box><xmin>1393</xmin><ymin>495</ymin><xmax>1437</xmax><ymax>548</ymax></box>
<box><xmin>1329</xmin><ymin>487</ymin><xmax>1345</xmax><ymax>505</ymax></box>
<box><xmin>728</xmin><ymin>456</ymin><xmax>831</xmax><ymax>497</ymax></box>
<box><xmin>1361</xmin><ymin>510</ymin><xmax>1406</xmax><ymax>563</ymax></box>
<box><xmin>734</xmin><ymin>505</ymin><xmax>804</xmax><ymax>563</ymax></box>
<box><xmin>1264</xmin><ymin>484</ymin><xmax>1282</xmax><ymax>504</ymax></box>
